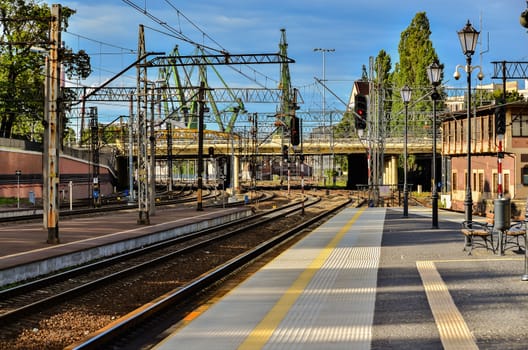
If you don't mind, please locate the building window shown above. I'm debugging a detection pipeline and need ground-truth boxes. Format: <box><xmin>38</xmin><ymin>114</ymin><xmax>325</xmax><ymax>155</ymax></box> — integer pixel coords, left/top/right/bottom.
<box><xmin>478</xmin><ymin>172</ymin><xmax>484</xmax><ymax>193</ymax></box>
<box><xmin>523</xmin><ymin>167</ymin><xmax>528</xmax><ymax>186</ymax></box>
<box><xmin>460</xmin><ymin>120</ymin><xmax>464</xmax><ymax>146</ymax></box>
<box><xmin>447</xmin><ymin>122</ymin><xmax>453</xmax><ymax>146</ymax></box>
<box><xmin>493</xmin><ymin>173</ymin><xmax>498</xmax><ymax>194</ymax></box>
<box><xmin>452</xmin><ymin>171</ymin><xmax>457</xmax><ymax>191</ymax></box>
<box><xmin>475</xmin><ymin>118</ymin><xmax>482</xmax><ymax>142</ymax></box>
<box><xmin>488</xmin><ymin>116</ymin><xmax>494</xmax><ymax>139</ymax></box>
<box><xmin>504</xmin><ymin>173</ymin><xmax>510</xmax><ymax>194</ymax></box>
<box><xmin>512</xmin><ymin>114</ymin><xmax>528</xmax><ymax>137</ymax></box>
<box><xmin>453</xmin><ymin>121</ymin><xmax>458</xmax><ymax>145</ymax></box>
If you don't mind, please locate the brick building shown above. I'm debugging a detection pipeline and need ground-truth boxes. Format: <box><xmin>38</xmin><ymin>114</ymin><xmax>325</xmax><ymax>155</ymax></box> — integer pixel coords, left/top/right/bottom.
<box><xmin>0</xmin><ymin>138</ymin><xmax>115</xmax><ymax>203</ymax></box>
<box><xmin>441</xmin><ymin>101</ymin><xmax>528</xmax><ymax>216</ymax></box>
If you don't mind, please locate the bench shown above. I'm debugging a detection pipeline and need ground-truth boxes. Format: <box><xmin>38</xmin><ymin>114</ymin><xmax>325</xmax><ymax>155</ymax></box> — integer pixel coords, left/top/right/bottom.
<box><xmin>461</xmin><ymin>220</ymin><xmax>495</xmax><ymax>255</ymax></box>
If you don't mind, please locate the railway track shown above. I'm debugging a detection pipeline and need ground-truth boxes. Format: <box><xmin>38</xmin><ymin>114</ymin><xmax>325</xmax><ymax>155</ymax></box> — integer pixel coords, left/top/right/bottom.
<box><xmin>0</xmin><ymin>185</ymin><xmax>258</xmax><ymax>224</ymax></box>
<box><xmin>0</xmin><ymin>191</ymin><xmax>302</xmax><ymax>319</ymax></box>
<box><xmin>0</xmin><ymin>192</ymin><xmax>351</xmax><ymax>349</ymax></box>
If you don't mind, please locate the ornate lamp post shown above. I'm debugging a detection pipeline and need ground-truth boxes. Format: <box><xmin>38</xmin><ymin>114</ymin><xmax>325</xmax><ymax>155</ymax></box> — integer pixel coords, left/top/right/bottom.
<box><xmin>427</xmin><ymin>59</ymin><xmax>443</xmax><ymax>228</ymax></box>
<box><xmin>400</xmin><ymin>85</ymin><xmax>412</xmax><ymax>217</ymax></box>
<box><xmin>521</xmin><ymin>1</ymin><xmax>528</xmax><ymax>29</ymax></box>
<box><xmin>454</xmin><ymin>20</ymin><xmax>482</xmax><ymax>225</ymax></box>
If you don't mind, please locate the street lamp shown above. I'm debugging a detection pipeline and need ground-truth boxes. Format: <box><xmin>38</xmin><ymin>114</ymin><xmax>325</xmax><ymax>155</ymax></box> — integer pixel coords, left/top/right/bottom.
<box><xmin>427</xmin><ymin>59</ymin><xmax>443</xmax><ymax>228</ymax></box>
<box><xmin>400</xmin><ymin>85</ymin><xmax>412</xmax><ymax>217</ymax></box>
<box><xmin>454</xmin><ymin>20</ymin><xmax>483</xmax><ymax>226</ymax></box>
<box><xmin>313</xmin><ymin>48</ymin><xmax>335</xmax><ymax>186</ymax></box>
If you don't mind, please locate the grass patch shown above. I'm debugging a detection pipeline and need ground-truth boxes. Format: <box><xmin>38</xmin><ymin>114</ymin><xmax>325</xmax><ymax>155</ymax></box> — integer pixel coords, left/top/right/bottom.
<box><xmin>0</xmin><ymin>197</ymin><xmax>18</xmax><ymax>205</ymax></box>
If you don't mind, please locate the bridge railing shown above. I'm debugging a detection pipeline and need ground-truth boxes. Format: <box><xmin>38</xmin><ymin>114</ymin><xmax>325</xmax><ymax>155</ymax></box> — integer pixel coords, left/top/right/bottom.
<box><xmin>355</xmin><ymin>183</ymin><xmax>414</xmax><ymax>207</ymax></box>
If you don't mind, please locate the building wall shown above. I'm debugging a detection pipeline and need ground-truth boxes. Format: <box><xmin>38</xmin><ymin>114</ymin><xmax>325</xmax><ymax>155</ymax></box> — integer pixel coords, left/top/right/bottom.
<box><xmin>442</xmin><ymin>102</ymin><xmax>528</xmax><ymax>213</ymax></box>
<box><xmin>450</xmin><ymin>155</ymin><xmax>515</xmax><ymax>211</ymax></box>
<box><xmin>0</xmin><ymin>148</ymin><xmax>114</xmax><ymax>201</ymax></box>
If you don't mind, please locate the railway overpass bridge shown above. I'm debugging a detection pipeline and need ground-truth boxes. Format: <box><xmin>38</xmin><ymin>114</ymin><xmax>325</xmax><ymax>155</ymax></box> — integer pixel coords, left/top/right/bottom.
<box><xmin>127</xmin><ymin>128</ymin><xmax>436</xmax><ymax>156</ymax></box>
<box><xmin>115</xmin><ymin>128</ymin><xmax>438</xmax><ymax>190</ymax></box>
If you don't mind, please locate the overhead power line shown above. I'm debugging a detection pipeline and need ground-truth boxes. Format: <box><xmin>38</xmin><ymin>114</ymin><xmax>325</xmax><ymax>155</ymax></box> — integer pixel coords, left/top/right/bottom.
<box><xmin>63</xmin><ymin>31</ymin><xmax>136</xmax><ymax>54</ymax></box>
<box><xmin>163</xmin><ymin>0</ymin><xmax>227</xmax><ymax>52</ymax></box>
<box><xmin>121</xmin><ymin>0</ymin><xmax>281</xmax><ymax>89</ymax></box>
<box><xmin>121</xmin><ymin>0</ymin><xmax>222</xmax><ymax>53</ymax></box>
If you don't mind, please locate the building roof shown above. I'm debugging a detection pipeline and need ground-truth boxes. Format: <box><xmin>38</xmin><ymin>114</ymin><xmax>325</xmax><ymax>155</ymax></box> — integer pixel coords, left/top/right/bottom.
<box><xmin>440</xmin><ymin>100</ymin><xmax>528</xmax><ymax>120</ymax></box>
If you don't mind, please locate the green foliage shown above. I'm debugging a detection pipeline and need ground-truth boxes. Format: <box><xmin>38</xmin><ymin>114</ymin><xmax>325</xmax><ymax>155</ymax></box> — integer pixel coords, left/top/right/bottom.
<box><xmin>493</xmin><ymin>89</ymin><xmax>526</xmax><ymax>103</ymax></box>
<box><xmin>333</xmin><ymin>110</ymin><xmax>355</xmax><ymax>138</ymax></box>
<box><xmin>0</xmin><ymin>0</ymin><xmax>47</xmax><ymax>138</ymax></box>
<box><xmin>324</xmin><ymin>168</ymin><xmax>338</xmax><ymax>178</ymax></box>
<box><xmin>63</xmin><ymin>126</ymin><xmax>76</xmax><ymax>145</ymax></box>
<box><xmin>63</xmin><ymin>49</ymin><xmax>92</xmax><ymax>80</ymax></box>
<box><xmin>398</xmin><ymin>153</ymin><xmax>416</xmax><ymax>172</ymax></box>
<box><xmin>0</xmin><ymin>197</ymin><xmax>18</xmax><ymax>205</ymax></box>
<box><xmin>388</xmin><ymin>12</ymin><xmax>441</xmax><ymax>139</ymax></box>
<box><xmin>334</xmin><ymin>50</ymin><xmax>393</xmax><ymax>138</ymax></box>
<box><xmin>374</xmin><ymin>50</ymin><xmax>393</xmax><ymax>129</ymax></box>
<box><xmin>80</xmin><ymin>121</ymin><xmax>128</xmax><ymax>148</ymax></box>
<box><xmin>0</xmin><ymin>1</ymin><xmax>90</xmax><ymax>140</ymax></box>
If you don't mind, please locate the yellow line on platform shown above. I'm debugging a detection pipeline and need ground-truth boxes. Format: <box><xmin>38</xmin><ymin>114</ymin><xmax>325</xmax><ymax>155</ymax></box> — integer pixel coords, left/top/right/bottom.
<box><xmin>417</xmin><ymin>260</ymin><xmax>478</xmax><ymax>350</ymax></box>
<box><xmin>237</xmin><ymin>206</ymin><xmax>366</xmax><ymax>350</ymax></box>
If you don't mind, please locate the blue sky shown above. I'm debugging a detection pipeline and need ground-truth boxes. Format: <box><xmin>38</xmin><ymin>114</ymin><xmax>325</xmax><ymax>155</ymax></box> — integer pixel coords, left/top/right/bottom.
<box><xmin>49</xmin><ymin>0</ymin><xmax>528</xmax><ymax>126</ymax></box>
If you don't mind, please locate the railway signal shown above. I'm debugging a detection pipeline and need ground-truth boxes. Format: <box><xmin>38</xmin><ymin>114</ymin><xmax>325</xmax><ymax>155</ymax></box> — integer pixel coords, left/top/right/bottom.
<box><xmin>495</xmin><ymin>105</ymin><xmax>506</xmax><ymax>135</ymax></box>
<box><xmin>290</xmin><ymin>115</ymin><xmax>301</xmax><ymax>146</ymax></box>
<box><xmin>354</xmin><ymin>94</ymin><xmax>367</xmax><ymax>130</ymax></box>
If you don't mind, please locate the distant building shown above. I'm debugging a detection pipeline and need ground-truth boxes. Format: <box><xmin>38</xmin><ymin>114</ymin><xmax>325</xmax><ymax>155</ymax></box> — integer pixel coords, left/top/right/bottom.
<box><xmin>0</xmin><ymin>138</ymin><xmax>116</xmax><ymax>203</ymax></box>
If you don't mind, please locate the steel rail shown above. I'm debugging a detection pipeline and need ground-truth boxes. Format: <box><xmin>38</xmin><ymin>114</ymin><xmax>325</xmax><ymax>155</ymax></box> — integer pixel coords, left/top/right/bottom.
<box><xmin>0</xmin><ymin>193</ymin><xmax>313</xmax><ymax>327</ymax></box>
<box><xmin>66</xmin><ymin>197</ymin><xmax>350</xmax><ymax>350</ymax></box>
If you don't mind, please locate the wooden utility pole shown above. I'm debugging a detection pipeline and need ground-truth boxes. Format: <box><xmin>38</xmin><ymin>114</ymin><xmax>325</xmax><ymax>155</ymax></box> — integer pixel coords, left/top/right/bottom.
<box><xmin>44</xmin><ymin>4</ymin><xmax>61</xmax><ymax>243</ymax></box>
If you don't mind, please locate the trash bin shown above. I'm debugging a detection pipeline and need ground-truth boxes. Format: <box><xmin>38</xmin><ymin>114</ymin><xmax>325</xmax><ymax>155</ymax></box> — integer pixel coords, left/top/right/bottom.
<box><xmin>494</xmin><ymin>198</ymin><xmax>511</xmax><ymax>231</ymax></box>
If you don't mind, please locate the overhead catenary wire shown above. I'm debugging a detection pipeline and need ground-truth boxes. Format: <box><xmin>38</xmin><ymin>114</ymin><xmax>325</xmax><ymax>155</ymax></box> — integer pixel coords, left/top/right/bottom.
<box><xmin>63</xmin><ymin>31</ymin><xmax>136</xmax><ymax>54</ymax></box>
<box><xmin>121</xmin><ymin>0</ymin><xmax>223</xmax><ymax>54</ymax></box>
<box><xmin>121</xmin><ymin>0</ymin><xmax>281</xmax><ymax>90</ymax></box>
<box><xmin>163</xmin><ymin>0</ymin><xmax>227</xmax><ymax>52</ymax></box>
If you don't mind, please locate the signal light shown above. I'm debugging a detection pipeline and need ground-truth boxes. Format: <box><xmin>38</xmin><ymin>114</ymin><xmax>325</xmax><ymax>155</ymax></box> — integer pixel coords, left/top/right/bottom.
<box><xmin>354</xmin><ymin>94</ymin><xmax>367</xmax><ymax>130</ymax></box>
<box><xmin>290</xmin><ymin>116</ymin><xmax>301</xmax><ymax>146</ymax></box>
<box><xmin>495</xmin><ymin>106</ymin><xmax>506</xmax><ymax>135</ymax></box>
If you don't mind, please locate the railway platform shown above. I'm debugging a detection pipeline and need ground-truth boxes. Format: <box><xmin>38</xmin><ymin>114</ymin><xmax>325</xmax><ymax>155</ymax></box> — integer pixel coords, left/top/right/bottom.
<box><xmin>0</xmin><ymin>204</ymin><xmax>253</xmax><ymax>287</ymax></box>
<box><xmin>154</xmin><ymin>206</ymin><xmax>528</xmax><ymax>350</ymax></box>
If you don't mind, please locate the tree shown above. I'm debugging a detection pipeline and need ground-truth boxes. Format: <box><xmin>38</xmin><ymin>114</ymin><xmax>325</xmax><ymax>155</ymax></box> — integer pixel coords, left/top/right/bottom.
<box><xmin>373</xmin><ymin>50</ymin><xmax>393</xmax><ymax>136</ymax></box>
<box><xmin>390</xmin><ymin>12</ymin><xmax>441</xmax><ymax>139</ymax></box>
<box><xmin>374</xmin><ymin>50</ymin><xmax>392</xmax><ymax>106</ymax></box>
<box><xmin>0</xmin><ymin>0</ymin><xmax>90</xmax><ymax>139</ymax></box>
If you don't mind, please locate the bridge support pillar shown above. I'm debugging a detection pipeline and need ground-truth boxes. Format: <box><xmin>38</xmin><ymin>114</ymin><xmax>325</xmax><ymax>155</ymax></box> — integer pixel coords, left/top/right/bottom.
<box><xmin>383</xmin><ymin>159</ymin><xmax>390</xmax><ymax>185</ymax></box>
<box><xmin>390</xmin><ymin>155</ymin><xmax>398</xmax><ymax>186</ymax></box>
<box><xmin>233</xmin><ymin>155</ymin><xmax>240</xmax><ymax>195</ymax></box>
